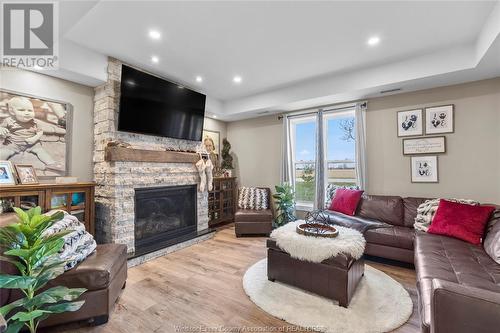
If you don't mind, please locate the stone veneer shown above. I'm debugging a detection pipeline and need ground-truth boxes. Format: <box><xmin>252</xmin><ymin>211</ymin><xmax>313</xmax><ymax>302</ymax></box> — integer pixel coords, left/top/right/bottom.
<box><xmin>93</xmin><ymin>58</ymin><xmax>209</xmax><ymax>254</ymax></box>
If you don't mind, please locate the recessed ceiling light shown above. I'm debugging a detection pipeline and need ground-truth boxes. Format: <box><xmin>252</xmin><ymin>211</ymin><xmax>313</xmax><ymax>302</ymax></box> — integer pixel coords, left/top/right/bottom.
<box><xmin>233</xmin><ymin>75</ymin><xmax>242</xmax><ymax>84</ymax></box>
<box><xmin>213</xmin><ymin>115</ymin><xmax>217</xmax><ymax>118</ymax></box>
<box><xmin>367</xmin><ymin>36</ymin><xmax>380</xmax><ymax>46</ymax></box>
<box><xmin>151</xmin><ymin>55</ymin><xmax>159</xmax><ymax>63</ymax></box>
<box><xmin>148</xmin><ymin>29</ymin><xmax>161</xmax><ymax>40</ymax></box>
<box><xmin>195</xmin><ymin>76</ymin><xmax>203</xmax><ymax>83</ymax></box>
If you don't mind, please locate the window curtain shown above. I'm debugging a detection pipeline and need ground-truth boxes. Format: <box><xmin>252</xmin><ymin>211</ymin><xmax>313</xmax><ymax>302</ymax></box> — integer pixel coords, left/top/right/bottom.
<box><xmin>355</xmin><ymin>102</ymin><xmax>368</xmax><ymax>189</ymax></box>
<box><xmin>314</xmin><ymin>110</ymin><xmax>325</xmax><ymax>209</ymax></box>
<box><xmin>281</xmin><ymin>115</ymin><xmax>294</xmax><ymax>185</ymax></box>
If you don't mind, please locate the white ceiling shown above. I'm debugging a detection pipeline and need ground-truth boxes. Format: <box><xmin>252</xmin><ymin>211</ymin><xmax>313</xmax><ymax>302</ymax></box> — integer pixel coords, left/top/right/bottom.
<box><xmin>34</xmin><ymin>1</ymin><xmax>500</xmax><ymax>120</ymax></box>
<box><xmin>64</xmin><ymin>1</ymin><xmax>495</xmax><ymax>101</ymax></box>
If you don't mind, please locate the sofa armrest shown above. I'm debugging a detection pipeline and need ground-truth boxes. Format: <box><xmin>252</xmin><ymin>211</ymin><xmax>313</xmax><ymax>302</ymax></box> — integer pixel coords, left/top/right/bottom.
<box><xmin>431</xmin><ymin>279</ymin><xmax>500</xmax><ymax>333</ymax></box>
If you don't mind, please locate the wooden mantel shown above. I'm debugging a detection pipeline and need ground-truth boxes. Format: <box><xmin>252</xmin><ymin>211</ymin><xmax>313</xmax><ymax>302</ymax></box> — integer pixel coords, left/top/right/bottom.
<box><xmin>105</xmin><ymin>146</ymin><xmax>199</xmax><ymax>163</ymax></box>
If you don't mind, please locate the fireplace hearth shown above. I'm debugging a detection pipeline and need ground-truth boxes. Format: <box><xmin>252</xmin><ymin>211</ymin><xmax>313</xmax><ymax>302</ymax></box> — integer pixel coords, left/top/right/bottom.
<box><xmin>134</xmin><ymin>185</ymin><xmax>198</xmax><ymax>256</ymax></box>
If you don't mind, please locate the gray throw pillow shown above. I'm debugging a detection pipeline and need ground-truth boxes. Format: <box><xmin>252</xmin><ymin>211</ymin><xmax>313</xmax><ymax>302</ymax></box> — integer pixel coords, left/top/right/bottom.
<box><xmin>484</xmin><ymin>208</ymin><xmax>500</xmax><ymax>264</ymax></box>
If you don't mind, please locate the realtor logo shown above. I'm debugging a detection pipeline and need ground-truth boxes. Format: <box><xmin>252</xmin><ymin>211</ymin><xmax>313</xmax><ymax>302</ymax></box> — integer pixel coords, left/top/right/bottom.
<box><xmin>1</xmin><ymin>2</ymin><xmax>59</xmax><ymax>69</ymax></box>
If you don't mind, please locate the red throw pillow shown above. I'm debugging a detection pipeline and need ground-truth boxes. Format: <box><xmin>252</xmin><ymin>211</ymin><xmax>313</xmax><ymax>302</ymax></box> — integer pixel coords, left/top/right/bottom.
<box><xmin>329</xmin><ymin>188</ymin><xmax>364</xmax><ymax>216</ymax></box>
<box><xmin>428</xmin><ymin>199</ymin><xmax>495</xmax><ymax>245</ymax></box>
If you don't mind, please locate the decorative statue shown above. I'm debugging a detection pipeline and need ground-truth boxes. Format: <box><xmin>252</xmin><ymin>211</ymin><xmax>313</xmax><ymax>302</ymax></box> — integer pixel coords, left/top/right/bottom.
<box><xmin>221</xmin><ymin>138</ymin><xmax>233</xmax><ymax>170</ymax></box>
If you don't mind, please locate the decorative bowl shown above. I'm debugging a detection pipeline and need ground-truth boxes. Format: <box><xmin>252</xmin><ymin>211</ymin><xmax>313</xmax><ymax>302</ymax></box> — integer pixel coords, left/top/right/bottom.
<box><xmin>296</xmin><ymin>223</ymin><xmax>339</xmax><ymax>238</ymax></box>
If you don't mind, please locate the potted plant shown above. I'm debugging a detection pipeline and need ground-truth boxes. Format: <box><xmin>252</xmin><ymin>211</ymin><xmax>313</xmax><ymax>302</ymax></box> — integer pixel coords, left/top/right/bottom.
<box><xmin>220</xmin><ymin>138</ymin><xmax>234</xmax><ymax>177</ymax></box>
<box><xmin>273</xmin><ymin>183</ymin><xmax>297</xmax><ymax>227</ymax></box>
<box><xmin>0</xmin><ymin>207</ymin><xmax>86</xmax><ymax>333</ymax></box>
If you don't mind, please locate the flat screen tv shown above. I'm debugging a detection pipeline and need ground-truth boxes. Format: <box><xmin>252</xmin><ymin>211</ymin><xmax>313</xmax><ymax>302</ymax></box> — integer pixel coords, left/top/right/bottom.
<box><xmin>118</xmin><ymin>65</ymin><xmax>206</xmax><ymax>141</ymax></box>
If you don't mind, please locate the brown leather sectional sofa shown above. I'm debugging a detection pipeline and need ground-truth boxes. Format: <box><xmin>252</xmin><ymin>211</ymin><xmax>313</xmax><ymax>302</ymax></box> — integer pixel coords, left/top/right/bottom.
<box><xmin>0</xmin><ymin>243</ymin><xmax>127</xmax><ymax>328</ymax></box>
<box><xmin>323</xmin><ymin>194</ymin><xmax>500</xmax><ymax>333</ymax></box>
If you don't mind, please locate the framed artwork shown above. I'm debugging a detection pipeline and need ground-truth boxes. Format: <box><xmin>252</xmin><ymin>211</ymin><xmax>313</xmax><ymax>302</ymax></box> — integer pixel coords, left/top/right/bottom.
<box><xmin>403</xmin><ymin>136</ymin><xmax>446</xmax><ymax>155</ymax></box>
<box><xmin>15</xmin><ymin>164</ymin><xmax>39</xmax><ymax>184</ymax></box>
<box><xmin>0</xmin><ymin>161</ymin><xmax>17</xmax><ymax>185</ymax></box>
<box><xmin>202</xmin><ymin>129</ymin><xmax>220</xmax><ymax>155</ymax></box>
<box><xmin>411</xmin><ymin>155</ymin><xmax>438</xmax><ymax>183</ymax></box>
<box><xmin>0</xmin><ymin>89</ymin><xmax>72</xmax><ymax>179</ymax></box>
<box><xmin>397</xmin><ymin>109</ymin><xmax>423</xmax><ymax>137</ymax></box>
<box><xmin>425</xmin><ymin>105</ymin><xmax>454</xmax><ymax>134</ymax></box>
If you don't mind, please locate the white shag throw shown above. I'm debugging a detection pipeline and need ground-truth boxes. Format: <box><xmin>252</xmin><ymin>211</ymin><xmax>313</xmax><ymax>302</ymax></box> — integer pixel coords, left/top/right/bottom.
<box><xmin>42</xmin><ymin>210</ymin><xmax>97</xmax><ymax>271</ymax></box>
<box><xmin>270</xmin><ymin>221</ymin><xmax>365</xmax><ymax>263</ymax></box>
<box><xmin>414</xmin><ymin>198</ymin><xmax>479</xmax><ymax>232</ymax></box>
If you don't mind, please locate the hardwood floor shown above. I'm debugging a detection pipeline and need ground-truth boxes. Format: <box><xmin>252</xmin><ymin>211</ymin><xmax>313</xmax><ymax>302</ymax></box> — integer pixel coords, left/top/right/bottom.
<box><xmin>51</xmin><ymin>225</ymin><xmax>420</xmax><ymax>333</ymax></box>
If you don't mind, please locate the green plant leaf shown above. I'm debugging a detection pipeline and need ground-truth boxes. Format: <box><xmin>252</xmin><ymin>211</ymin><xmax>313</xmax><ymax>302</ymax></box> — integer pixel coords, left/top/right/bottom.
<box><xmin>0</xmin><ymin>256</ymin><xmax>26</xmax><ymax>274</ymax></box>
<box><xmin>12</xmin><ymin>208</ymin><xmax>29</xmax><ymax>226</ymax></box>
<box><xmin>43</xmin><ymin>300</ymin><xmax>85</xmax><ymax>313</ymax></box>
<box><xmin>3</xmin><ymin>249</ymin><xmax>31</xmax><ymax>262</ymax></box>
<box><xmin>0</xmin><ymin>298</ymin><xmax>25</xmax><ymax>317</ymax></box>
<box><xmin>4</xmin><ymin>320</ymin><xmax>24</xmax><ymax>333</ymax></box>
<box><xmin>29</xmin><ymin>238</ymin><xmax>65</xmax><ymax>270</ymax></box>
<box><xmin>9</xmin><ymin>309</ymin><xmax>50</xmax><ymax>322</ymax></box>
<box><xmin>0</xmin><ymin>275</ymin><xmax>36</xmax><ymax>289</ymax></box>
<box><xmin>25</xmin><ymin>287</ymin><xmax>86</xmax><ymax>308</ymax></box>
<box><xmin>33</xmin><ymin>262</ymin><xmax>66</xmax><ymax>291</ymax></box>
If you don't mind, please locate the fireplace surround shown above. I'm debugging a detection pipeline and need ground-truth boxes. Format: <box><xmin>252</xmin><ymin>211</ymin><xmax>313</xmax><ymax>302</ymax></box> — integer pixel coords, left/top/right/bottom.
<box><xmin>93</xmin><ymin>58</ymin><xmax>211</xmax><ymax>258</ymax></box>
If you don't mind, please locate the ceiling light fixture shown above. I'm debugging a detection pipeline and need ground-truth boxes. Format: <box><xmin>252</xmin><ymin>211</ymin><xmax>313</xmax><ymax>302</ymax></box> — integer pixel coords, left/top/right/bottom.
<box><xmin>151</xmin><ymin>55</ymin><xmax>159</xmax><ymax>63</ymax></box>
<box><xmin>367</xmin><ymin>36</ymin><xmax>380</xmax><ymax>46</ymax></box>
<box><xmin>148</xmin><ymin>29</ymin><xmax>161</xmax><ymax>40</ymax></box>
<box><xmin>213</xmin><ymin>115</ymin><xmax>217</xmax><ymax>118</ymax></box>
<box><xmin>196</xmin><ymin>76</ymin><xmax>203</xmax><ymax>83</ymax></box>
<box><xmin>233</xmin><ymin>75</ymin><xmax>242</xmax><ymax>84</ymax></box>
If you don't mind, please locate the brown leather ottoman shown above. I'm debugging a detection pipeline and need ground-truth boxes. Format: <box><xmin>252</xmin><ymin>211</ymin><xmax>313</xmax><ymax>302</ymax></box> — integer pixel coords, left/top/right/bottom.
<box><xmin>267</xmin><ymin>239</ymin><xmax>364</xmax><ymax>307</ymax></box>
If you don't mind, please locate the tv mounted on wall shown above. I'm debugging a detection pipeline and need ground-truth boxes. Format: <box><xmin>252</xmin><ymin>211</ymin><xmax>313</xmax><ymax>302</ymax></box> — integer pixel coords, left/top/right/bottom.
<box><xmin>118</xmin><ymin>65</ymin><xmax>206</xmax><ymax>141</ymax></box>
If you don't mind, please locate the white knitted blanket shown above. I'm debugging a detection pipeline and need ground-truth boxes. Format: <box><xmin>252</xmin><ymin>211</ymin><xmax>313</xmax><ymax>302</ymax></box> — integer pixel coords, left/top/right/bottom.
<box><xmin>270</xmin><ymin>221</ymin><xmax>366</xmax><ymax>263</ymax></box>
<box><xmin>42</xmin><ymin>210</ymin><xmax>97</xmax><ymax>271</ymax></box>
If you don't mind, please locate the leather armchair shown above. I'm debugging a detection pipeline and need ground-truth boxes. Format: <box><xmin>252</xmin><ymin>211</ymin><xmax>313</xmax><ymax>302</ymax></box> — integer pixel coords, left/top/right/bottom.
<box><xmin>431</xmin><ymin>279</ymin><xmax>500</xmax><ymax>333</ymax></box>
<box><xmin>235</xmin><ymin>187</ymin><xmax>274</xmax><ymax>237</ymax></box>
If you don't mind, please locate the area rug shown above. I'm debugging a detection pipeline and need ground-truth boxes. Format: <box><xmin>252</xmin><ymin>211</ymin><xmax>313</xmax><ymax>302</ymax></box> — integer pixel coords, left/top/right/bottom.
<box><xmin>243</xmin><ymin>259</ymin><xmax>413</xmax><ymax>333</ymax></box>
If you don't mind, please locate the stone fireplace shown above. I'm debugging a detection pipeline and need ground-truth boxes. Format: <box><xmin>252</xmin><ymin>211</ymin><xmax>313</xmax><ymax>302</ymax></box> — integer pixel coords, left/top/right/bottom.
<box><xmin>93</xmin><ymin>58</ymin><xmax>211</xmax><ymax>259</ymax></box>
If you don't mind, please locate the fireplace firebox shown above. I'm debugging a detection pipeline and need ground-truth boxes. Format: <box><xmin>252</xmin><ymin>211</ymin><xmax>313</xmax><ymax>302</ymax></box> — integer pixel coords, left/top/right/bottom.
<box><xmin>134</xmin><ymin>185</ymin><xmax>197</xmax><ymax>256</ymax></box>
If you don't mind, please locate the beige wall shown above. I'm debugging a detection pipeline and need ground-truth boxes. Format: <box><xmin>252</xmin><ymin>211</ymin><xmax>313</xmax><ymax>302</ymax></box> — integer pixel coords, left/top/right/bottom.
<box><xmin>366</xmin><ymin>77</ymin><xmax>500</xmax><ymax>203</ymax></box>
<box><xmin>227</xmin><ymin>115</ymin><xmax>282</xmax><ymax>189</ymax></box>
<box><xmin>0</xmin><ymin>67</ymin><xmax>95</xmax><ymax>181</ymax></box>
<box><xmin>204</xmin><ymin>117</ymin><xmax>227</xmax><ymax>141</ymax></box>
<box><xmin>227</xmin><ymin>77</ymin><xmax>500</xmax><ymax>203</ymax></box>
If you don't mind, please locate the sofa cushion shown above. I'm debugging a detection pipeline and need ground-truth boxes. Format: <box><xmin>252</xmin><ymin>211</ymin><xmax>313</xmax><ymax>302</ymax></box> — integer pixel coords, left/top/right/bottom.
<box><xmin>235</xmin><ymin>209</ymin><xmax>273</xmax><ymax>222</ymax></box>
<box><xmin>49</xmin><ymin>243</ymin><xmax>127</xmax><ymax>291</ymax></box>
<box><xmin>428</xmin><ymin>200</ymin><xmax>495</xmax><ymax>245</ymax></box>
<box><xmin>329</xmin><ymin>188</ymin><xmax>364</xmax><ymax>216</ymax></box>
<box><xmin>403</xmin><ymin>197</ymin><xmax>431</xmax><ymax>228</ymax></box>
<box><xmin>414</xmin><ymin>232</ymin><xmax>500</xmax><ymax>291</ymax></box>
<box><xmin>364</xmin><ymin>226</ymin><xmax>414</xmax><ymax>250</ymax></box>
<box><xmin>357</xmin><ymin>195</ymin><xmax>404</xmax><ymax>226</ymax></box>
<box><xmin>484</xmin><ymin>208</ymin><xmax>500</xmax><ymax>264</ymax></box>
<box><xmin>238</xmin><ymin>187</ymin><xmax>269</xmax><ymax>210</ymax></box>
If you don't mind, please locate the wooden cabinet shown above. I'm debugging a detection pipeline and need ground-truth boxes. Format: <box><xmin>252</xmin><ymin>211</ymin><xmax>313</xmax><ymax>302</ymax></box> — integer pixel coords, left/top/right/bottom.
<box><xmin>0</xmin><ymin>182</ymin><xmax>95</xmax><ymax>235</ymax></box>
<box><xmin>208</xmin><ymin>177</ymin><xmax>236</xmax><ymax>227</ymax></box>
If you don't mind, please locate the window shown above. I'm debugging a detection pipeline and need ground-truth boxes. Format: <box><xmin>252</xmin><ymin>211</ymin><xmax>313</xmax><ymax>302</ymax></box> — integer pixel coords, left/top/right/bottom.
<box><xmin>324</xmin><ymin>110</ymin><xmax>357</xmax><ymax>188</ymax></box>
<box><xmin>290</xmin><ymin>115</ymin><xmax>317</xmax><ymax>207</ymax></box>
<box><xmin>286</xmin><ymin>104</ymin><xmax>363</xmax><ymax>210</ymax></box>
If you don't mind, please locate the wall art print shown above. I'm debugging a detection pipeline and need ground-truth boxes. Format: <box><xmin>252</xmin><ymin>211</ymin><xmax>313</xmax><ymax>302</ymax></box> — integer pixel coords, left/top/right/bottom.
<box><xmin>0</xmin><ymin>90</ymin><xmax>72</xmax><ymax>178</ymax></box>
<box><xmin>425</xmin><ymin>104</ymin><xmax>454</xmax><ymax>134</ymax></box>
<box><xmin>397</xmin><ymin>109</ymin><xmax>423</xmax><ymax>137</ymax></box>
